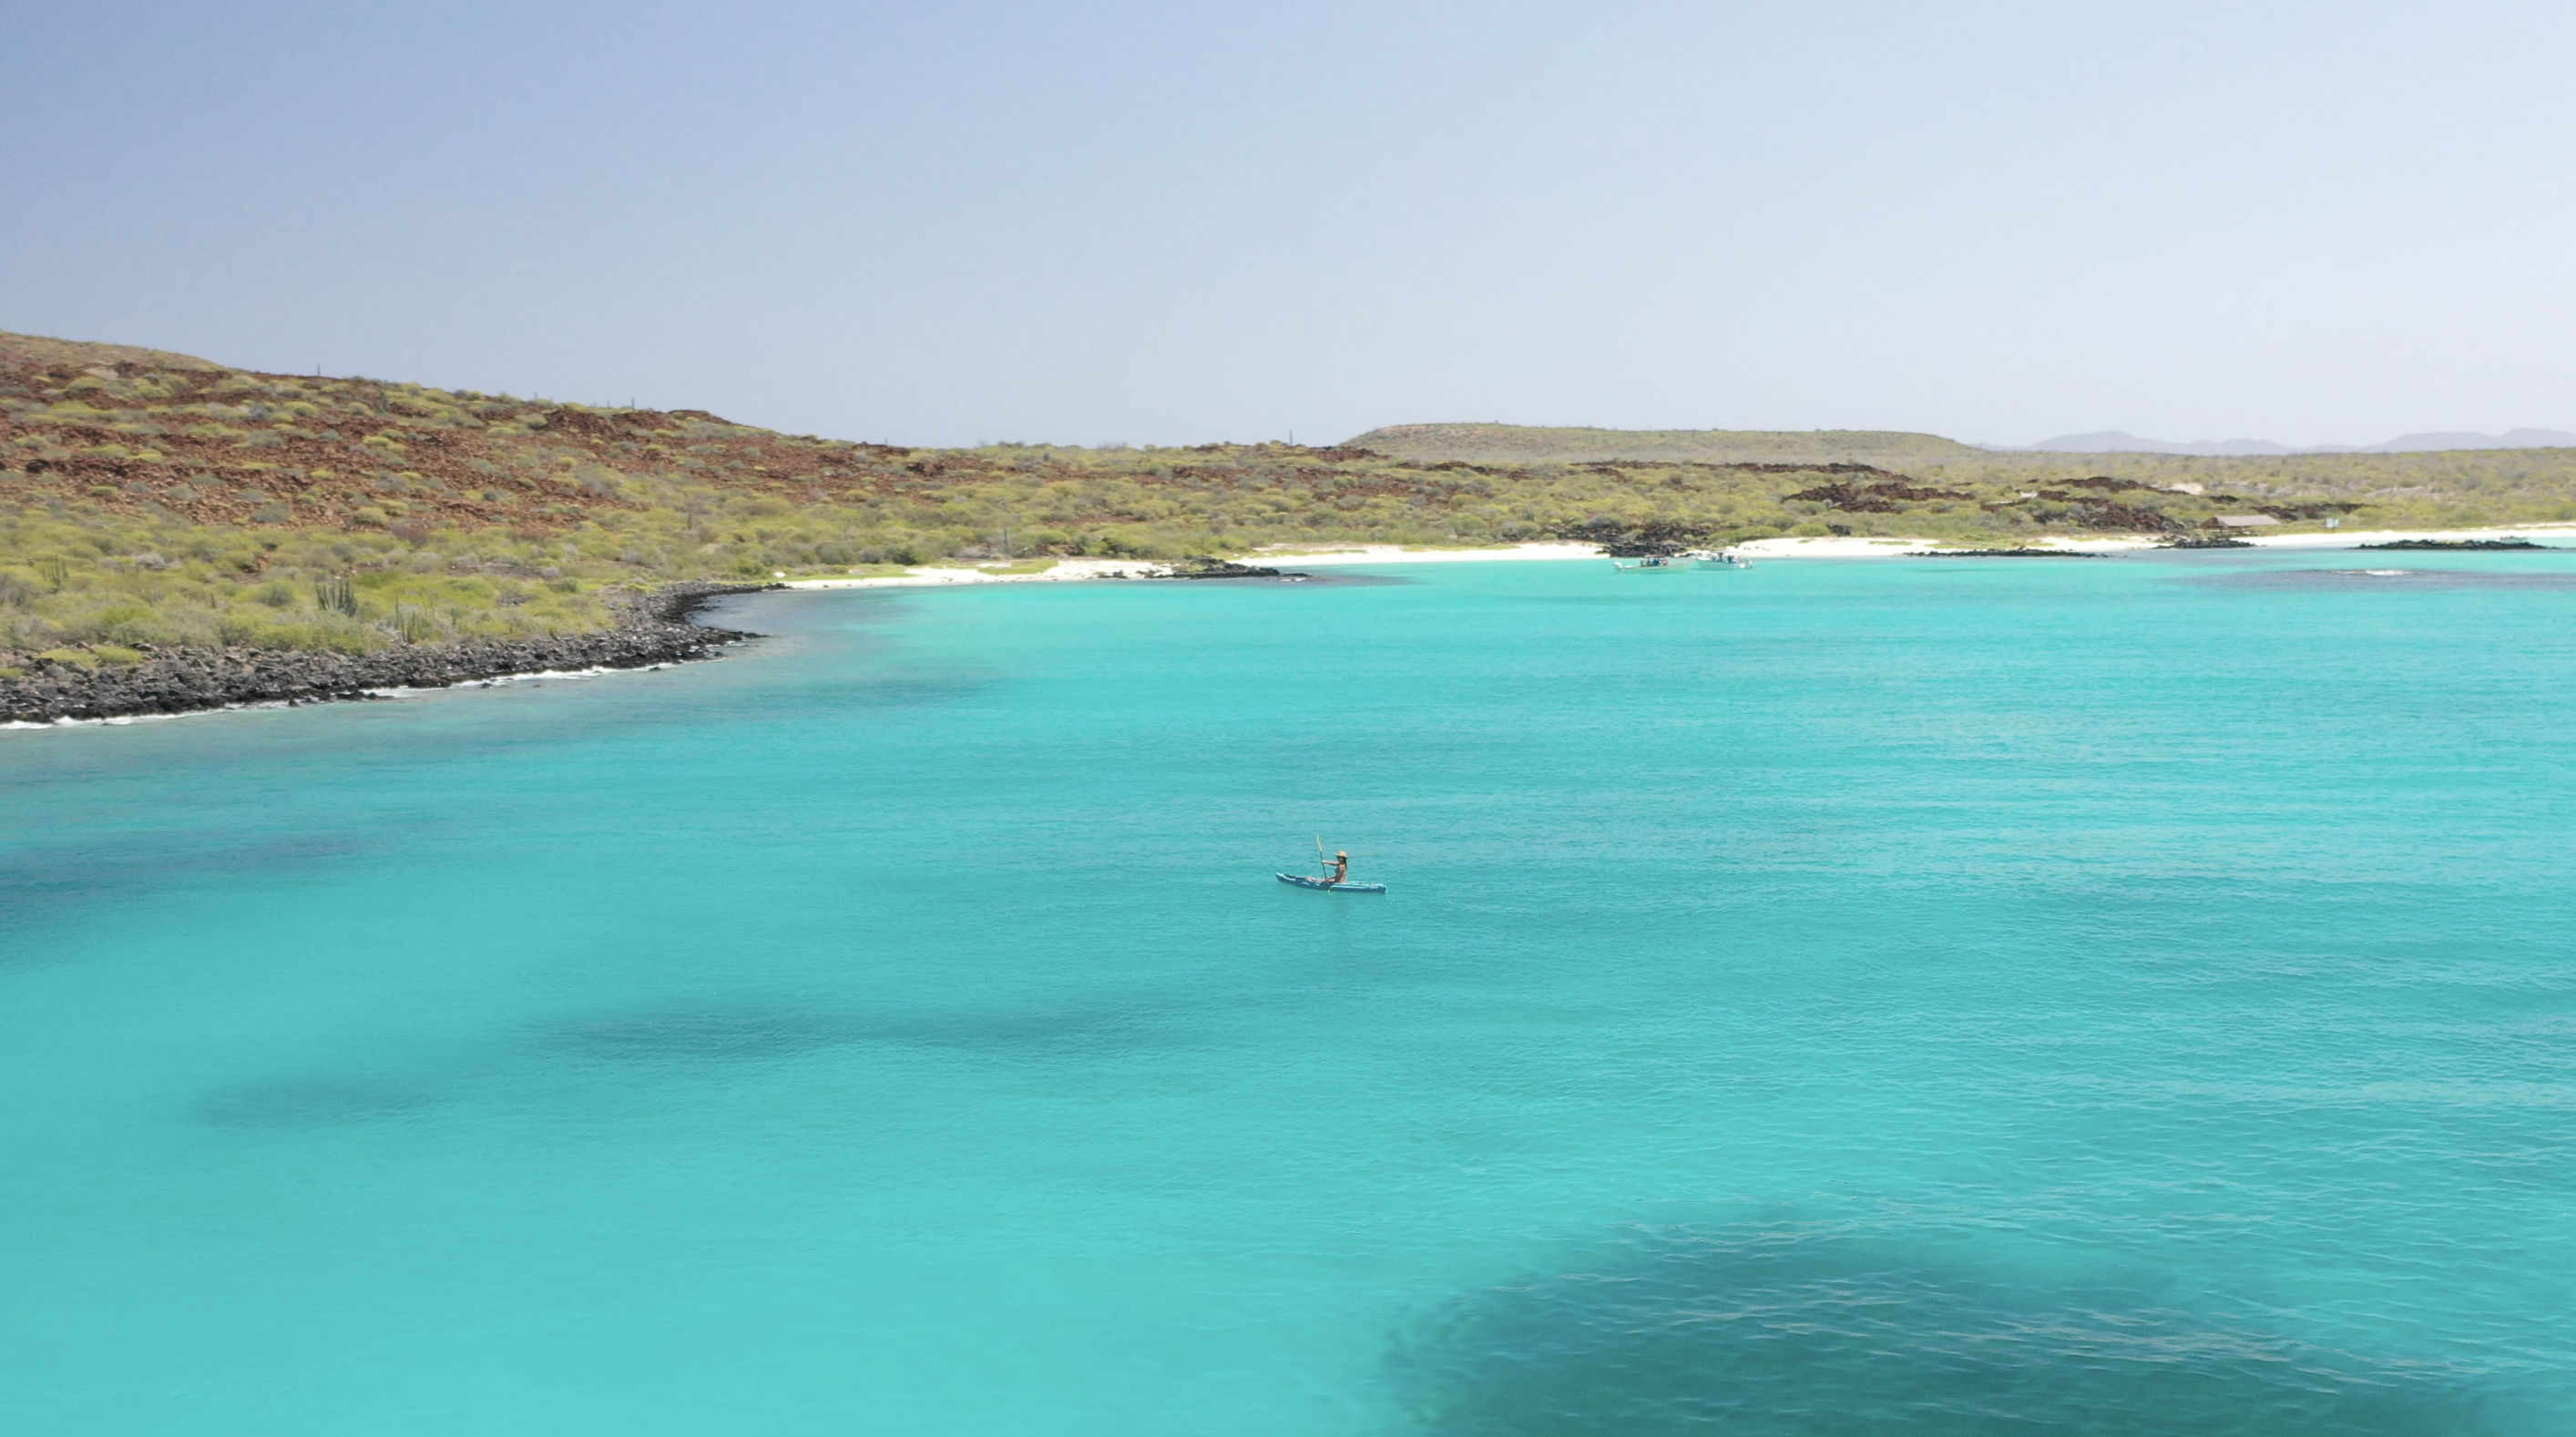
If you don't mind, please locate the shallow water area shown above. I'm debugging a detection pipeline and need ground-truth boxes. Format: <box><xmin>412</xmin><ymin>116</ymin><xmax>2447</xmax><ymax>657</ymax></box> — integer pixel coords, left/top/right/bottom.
<box><xmin>5</xmin><ymin>551</ymin><xmax>2575</xmax><ymax>1433</ymax></box>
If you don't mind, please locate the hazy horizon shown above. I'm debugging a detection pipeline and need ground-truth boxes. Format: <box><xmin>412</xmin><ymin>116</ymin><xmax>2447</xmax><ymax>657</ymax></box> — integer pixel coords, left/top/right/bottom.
<box><xmin>15</xmin><ymin>317</ymin><xmax>2571</xmax><ymax>456</ymax></box>
<box><xmin>6</xmin><ymin>1</ymin><xmax>2571</xmax><ymax>449</ymax></box>
<box><xmin>1999</xmin><ymin>426</ymin><xmax>2576</xmax><ymax>458</ymax></box>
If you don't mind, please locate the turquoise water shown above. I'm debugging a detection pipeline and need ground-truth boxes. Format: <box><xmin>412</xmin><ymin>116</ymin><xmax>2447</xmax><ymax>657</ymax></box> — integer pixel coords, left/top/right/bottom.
<box><xmin>5</xmin><ymin>553</ymin><xmax>2576</xmax><ymax>1433</ymax></box>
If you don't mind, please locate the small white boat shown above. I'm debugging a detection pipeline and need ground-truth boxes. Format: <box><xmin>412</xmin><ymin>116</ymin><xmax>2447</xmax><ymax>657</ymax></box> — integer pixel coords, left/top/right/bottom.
<box><xmin>1610</xmin><ymin>555</ymin><xmax>1688</xmax><ymax>573</ymax></box>
<box><xmin>1683</xmin><ymin>548</ymin><xmax>1752</xmax><ymax>568</ymax></box>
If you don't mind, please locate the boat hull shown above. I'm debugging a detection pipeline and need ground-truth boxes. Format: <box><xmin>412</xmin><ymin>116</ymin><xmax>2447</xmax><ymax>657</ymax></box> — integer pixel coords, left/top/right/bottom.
<box><xmin>1276</xmin><ymin>873</ymin><xmax>1387</xmax><ymax>893</ymax></box>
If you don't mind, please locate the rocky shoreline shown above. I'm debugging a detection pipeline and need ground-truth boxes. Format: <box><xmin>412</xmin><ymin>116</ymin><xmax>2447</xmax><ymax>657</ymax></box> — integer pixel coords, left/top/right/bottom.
<box><xmin>1906</xmin><ymin>548</ymin><xmax>2105</xmax><ymax>558</ymax></box>
<box><xmin>1</xmin><ymin>583</ymin><xmax>771</xmax><ymax>725</ymax></box>
<box><xmin>1156</xmin><ymin>557</ymin><xmax>1304</xmax><ymax>579</ymax></box>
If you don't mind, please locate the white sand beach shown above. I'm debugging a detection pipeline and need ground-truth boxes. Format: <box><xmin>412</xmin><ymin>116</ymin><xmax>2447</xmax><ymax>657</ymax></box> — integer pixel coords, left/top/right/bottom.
<box><xmin>778</xmin><ymin>544</ymin><xmax>1601</xmax><ymax>590</ymax></box>
<box><xmin>1258</xmin><ymin>543</ymin><xmax>1602</xmax><ymax>565</ymax></box>
<box><xmin>781</xmin><ymin>557</ymin><xmax>1181</xmax><ymax>589</ymax></box>
<box><xmin>780</xmin><ymin>526</ymin><xmax>2576</xmax><ymax>591</ymax></box>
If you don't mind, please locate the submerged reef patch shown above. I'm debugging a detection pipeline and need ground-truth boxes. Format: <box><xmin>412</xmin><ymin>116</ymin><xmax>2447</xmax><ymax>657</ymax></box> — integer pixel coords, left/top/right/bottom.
<box><xmin>1385</xmin><ymin>1223</ymin><xmax>2525</xmax><ymax>1435</ymax></box>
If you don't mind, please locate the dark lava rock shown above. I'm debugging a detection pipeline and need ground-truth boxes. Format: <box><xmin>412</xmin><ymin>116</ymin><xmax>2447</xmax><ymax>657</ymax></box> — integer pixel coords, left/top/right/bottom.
<box><xmin>1553</xmin><ymin>519</ymin><xmax>1712</xmax><ymax>557</ymax></box>
<box><xmin>1783</xmin><ymin>479</ymin><xmax>1975</xmax><ymax>512</ymax></box>
<box><xmin>1155</xmin><ymin>556</ymin><xmax>1309</xmax><ymax>579</ymax></box>
<box><xmin>2357</xmin><ymin>537</ymin><xmax>2550</xmax><ymax>550</ymax></box>
<box><xmin>1906</xmin><ymin>549</ymin><xmax>2106</xmax><ymax>558</ymax></box>
<box><xmin>2161</xmin><ymin>536</ymin><xmax>2256</xmax><ymax>549</ymax></box>
<box><xmin>1</xmin><ymin>582</ymin><xmax>768</xmax><ymax>725</ymax></box>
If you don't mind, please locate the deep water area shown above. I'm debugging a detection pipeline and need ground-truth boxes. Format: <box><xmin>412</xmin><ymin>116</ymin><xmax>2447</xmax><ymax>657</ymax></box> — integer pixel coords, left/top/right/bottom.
<box><xmin>5</xmin><ymin>551</ymin><xmax>2574</xmax><ymax>1433</ymax></box>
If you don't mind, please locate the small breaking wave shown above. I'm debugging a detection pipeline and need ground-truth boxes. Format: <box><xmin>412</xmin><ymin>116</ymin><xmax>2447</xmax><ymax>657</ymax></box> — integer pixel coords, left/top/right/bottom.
<box><xmin>362</xmin><ymin>663</ymin><xmax>669</xmax><ymax>698</ymax></box>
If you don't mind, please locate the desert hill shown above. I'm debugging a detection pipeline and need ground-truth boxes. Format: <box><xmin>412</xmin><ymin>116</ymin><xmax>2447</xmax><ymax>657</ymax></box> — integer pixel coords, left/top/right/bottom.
<box><xmin>2026</xmin><ymin>427</ymin><xmax>2576</xmax><ymax>457</ymax></box>
<box><xmin>0</xmin><ymin>334</ymin><xmax>899</xmax><ymax>535</ymax></box>
<box><xmin>1346</xmin><ymin>423</ymin><xmax>1980</xmax><ymax>464</ymax></box>
<box><xmin>0</xmin><ymin>329</ymin><xmax>226</xmax><ymax>374</ymax></box>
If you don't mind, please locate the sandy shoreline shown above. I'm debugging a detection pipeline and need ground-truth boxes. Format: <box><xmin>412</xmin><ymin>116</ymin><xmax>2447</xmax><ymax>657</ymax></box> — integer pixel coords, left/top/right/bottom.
<box><xmin>781</xmin><ymin>527</ymin><xmax>2576</xmax><ymax>591</ymax></box>
<box><xmin>1727</xmin><ymin>524</ymin><xmax>2576</xmax><ymax>559</ymax></box>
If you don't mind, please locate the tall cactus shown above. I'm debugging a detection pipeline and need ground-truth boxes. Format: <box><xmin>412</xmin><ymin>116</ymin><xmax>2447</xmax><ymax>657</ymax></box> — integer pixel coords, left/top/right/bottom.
<box><xmin>316</xmin><ymin>576</ymin><xmax>358</xmax><ymax>617</ymax></box>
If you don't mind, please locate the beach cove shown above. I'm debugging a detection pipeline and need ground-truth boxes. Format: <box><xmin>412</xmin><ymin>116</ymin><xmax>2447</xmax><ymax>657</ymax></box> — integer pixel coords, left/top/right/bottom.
<box><xmin>5</xmin><ymin>552</ymin><xmax>2576</xmax><ymax>1432</ymax></box>
<box><xmin>776</xmin><ymin>525</ymin><xmax>2576</xmax><ymax>592</ymax></box>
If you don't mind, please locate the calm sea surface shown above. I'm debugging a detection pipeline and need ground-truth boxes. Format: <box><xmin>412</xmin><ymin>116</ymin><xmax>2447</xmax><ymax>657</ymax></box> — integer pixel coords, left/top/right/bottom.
<box><xmin>5</xmin><ymin>553</ymin><xmax>2575</xmax><ymax>1434</ymax></box>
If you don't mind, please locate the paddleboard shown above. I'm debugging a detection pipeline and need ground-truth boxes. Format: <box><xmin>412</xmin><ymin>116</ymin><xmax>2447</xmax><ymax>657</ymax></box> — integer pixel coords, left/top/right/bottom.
<box><xmin>1276</xmin><ymin>873</ymin><xmax>1386</xmax><ymax>893</ymax></box>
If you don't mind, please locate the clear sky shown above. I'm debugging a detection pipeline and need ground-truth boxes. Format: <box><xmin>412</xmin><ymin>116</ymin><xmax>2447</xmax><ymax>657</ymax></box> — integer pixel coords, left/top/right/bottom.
<box><xmin>5</xmin><ymin>1</ymin><xmax>2569</xmax><ymax>448</ymax></box>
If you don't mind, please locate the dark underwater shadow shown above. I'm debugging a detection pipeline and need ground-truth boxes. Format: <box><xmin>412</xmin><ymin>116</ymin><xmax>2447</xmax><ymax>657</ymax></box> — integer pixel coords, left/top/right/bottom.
<box><xmin>185</xmin><ymin>996</ymin><xmax>1189</xmax><ymax>1133</ymax></box>
<box><xmin>530</xmin><ymin>997</ymin><xmax>1178</xmax><ymax>1067</ymax></box>
<box><xmin>1517</xmin><ymin>594</ymin><xmax>1695</xmax><ymax>606</ymax></box>
<box><xmin>2183</xmin><ymin>568</ymin><xmax>2576</xmax><ymax>593</ymax></box>
<box><xmin>1262</xmin><ymin>571</ymin><xmax>1416</xmax><ymax>586</ymax></box>
<box><xmin>195</xmin><ymin>1075</ymin><xmax>435</xmax><ymax>1128</ymax></box>
<box><xmin>775</xmin><ymin>666</ymin><xmax>995</xmax><ymax>710</ymax></box>
<box><xmin>1385</xmin><ymin>1224</ymin><xmax>2531</xmax><ymax>1436</ymax></box>
<box><xmin>0</xmin><ymin>831</ymin><xmax>387</xmax><ymax>943</ymax></box>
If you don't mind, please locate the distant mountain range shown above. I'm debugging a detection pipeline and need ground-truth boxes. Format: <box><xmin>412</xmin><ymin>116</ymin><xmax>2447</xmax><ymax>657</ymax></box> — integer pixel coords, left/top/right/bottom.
<box><xmin>2006</xmin><ymin>429</ymin><xmax>2576</xmax><ymax>457</ymax></box>
<box><xmin>1344</xmin><ymin>423</ymin><xmax>1978</xmax><ymax>464</ymax></box>
<box><xmin>1347</xmin><ymin>423</ymin><xmax>2576</xmax><ymax>464</ymax></box>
